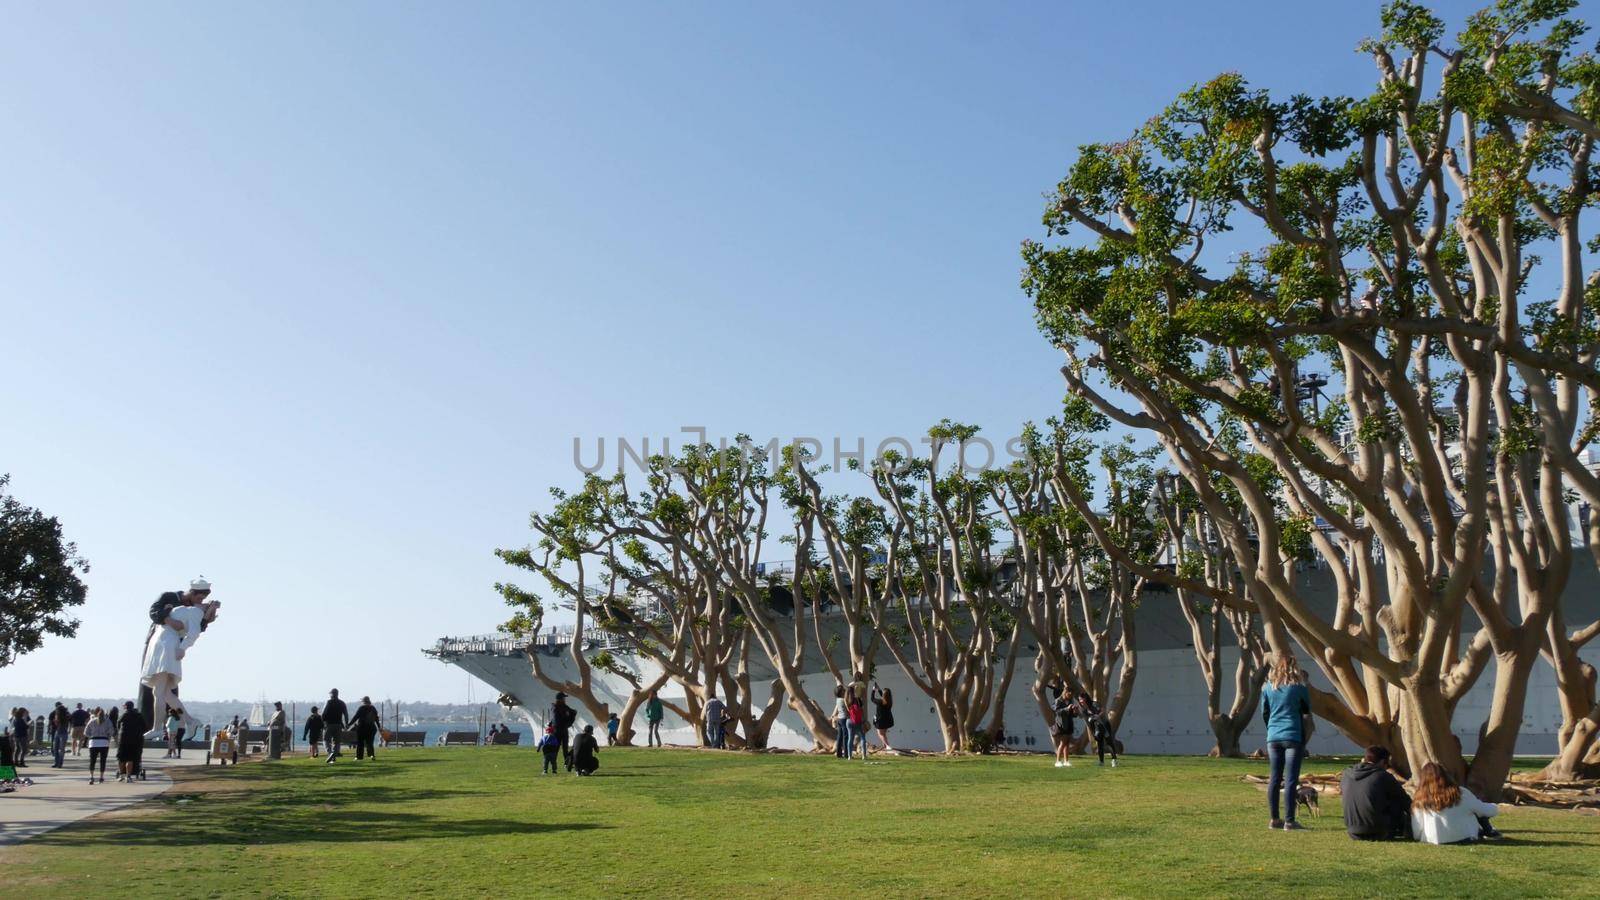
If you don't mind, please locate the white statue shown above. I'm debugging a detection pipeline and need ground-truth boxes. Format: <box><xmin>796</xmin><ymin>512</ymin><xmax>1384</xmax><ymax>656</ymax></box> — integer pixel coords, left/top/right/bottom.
<box><xmin>140</xmin><ymin>578</ymin><xmax>220</xmax><ymax>740</ymax></box>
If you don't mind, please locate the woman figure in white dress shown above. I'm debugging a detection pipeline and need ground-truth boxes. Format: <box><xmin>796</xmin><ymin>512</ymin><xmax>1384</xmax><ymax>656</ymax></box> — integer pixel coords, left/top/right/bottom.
<box><xmin>141</xmin><ymin>591</ymin><xmax>220</xmax><ymax>738</ymax></box>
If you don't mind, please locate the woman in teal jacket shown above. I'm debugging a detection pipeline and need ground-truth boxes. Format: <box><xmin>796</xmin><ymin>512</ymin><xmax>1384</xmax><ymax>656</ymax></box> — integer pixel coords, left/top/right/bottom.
<box><xmin>1261</xmin><ymin>652</ymin><xmax>1312</xmax><ymax>831</ymax></box>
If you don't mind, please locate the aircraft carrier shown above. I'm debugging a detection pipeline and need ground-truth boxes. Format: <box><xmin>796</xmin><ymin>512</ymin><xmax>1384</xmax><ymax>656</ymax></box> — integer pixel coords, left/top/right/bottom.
<box><xmin>428</xmin><ymin>553</ymin><xmax>1600</xmax><ymax>756</ymax></box>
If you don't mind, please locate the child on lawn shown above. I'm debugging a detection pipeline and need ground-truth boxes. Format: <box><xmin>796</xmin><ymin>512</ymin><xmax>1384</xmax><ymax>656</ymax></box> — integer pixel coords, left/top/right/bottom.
<box><xmin>537</xmin><ymin>725</ymin><xmax>561</xmax><ymax>774</ymax></box>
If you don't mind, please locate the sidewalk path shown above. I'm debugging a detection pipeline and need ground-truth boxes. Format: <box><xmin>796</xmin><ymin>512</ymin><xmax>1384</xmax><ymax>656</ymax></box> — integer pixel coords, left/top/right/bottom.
<box><xmin>1</xmin><ymin>750</ymin><xmax>210</xmax><ymax>845</ymax></box>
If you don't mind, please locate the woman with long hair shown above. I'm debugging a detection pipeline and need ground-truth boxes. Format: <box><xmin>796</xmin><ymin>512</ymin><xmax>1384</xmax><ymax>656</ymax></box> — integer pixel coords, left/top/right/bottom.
<box><xmin>1261</xmin><ymin>652</ymin><xmax>1312</xmax><ymax>830</ymax></box>
<box><xmin>1410</xmin><ymin>762</ymin><xmax>1500</xmax><ymax>844</ymax></box>
<box><xmin>1049</xmin><ymin>683</ymin><xmax>1076</xmax><ymax>768</ymax></box>
<box><xmin>830</xmin><ymin>685</ymin><xmax>849</xmax><ymax>759</ymax></box>
<box><xmin>871</xmin><ymin>684</ymin><xmax>895</xmax><ymax>752</ymax></box>
<box><xmin>11</xmin><ymin>708</ymin><xmax>31</xmax><ymax>768</ymax></box>
<box><xmin>84</xmin><ymin>707</ymin><xmax>113</xmax><ymax>784</ymax></box>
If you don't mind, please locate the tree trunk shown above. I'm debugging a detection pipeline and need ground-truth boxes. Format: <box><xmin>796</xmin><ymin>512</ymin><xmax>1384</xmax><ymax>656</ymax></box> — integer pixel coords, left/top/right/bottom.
<box><xmin>614</xmin><ymin>672</ymin><xmax>670</xmax><ymax>747</ymax></box>
<box><xmin>1538</xmin><ymin>655</ymin><xmax>1600</xmax><ymax>781</ymax></box>
<box><xmin>1395</xmin><ymin>680</ymin><xmax>1466</xmax><ymax>782</ymax></box>
<box><xmin>1466</xmin><ymin>641</ymin><xmax>1543</xmax><ymax>800</ymax></box>
<box><xmin>1208</xmin><ymin>717</ymin><xmax>1245</xmax><ymax>758</ymax></box>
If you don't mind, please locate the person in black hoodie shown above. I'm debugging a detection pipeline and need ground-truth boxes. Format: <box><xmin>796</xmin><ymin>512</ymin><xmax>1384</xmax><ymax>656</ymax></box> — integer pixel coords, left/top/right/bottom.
<box><xmin>350</xmin><ymin>696</ymin><xmax>381</xmax><ymax>760</ymax></box>
<box><xmin>116</xmin><ymin>702</ymin><xmax>148</xmax><ymax>782</ymax></box>
<box><xmin>322</xmin><ymin>689</ymin><xmax>350</xmax><ymax>764</ymax></box>
<box><xmin>303</xmin><ymin>706</ymin><xmax>325</xmax><ymax>758</ymax></box>
<box><xmin>548</xmin><ymin>693</ymin><xmax>579</xmax><ymax>771</ymax></box>
<box><xmin>1340</xmin><ymin>745</ymin><xmax>1411</xmax><ymax>840</ymax></box>
<box><xmin>572</xmin><ymin>724</ymin><xmax>600</xmax><ymax>776</ymax></box>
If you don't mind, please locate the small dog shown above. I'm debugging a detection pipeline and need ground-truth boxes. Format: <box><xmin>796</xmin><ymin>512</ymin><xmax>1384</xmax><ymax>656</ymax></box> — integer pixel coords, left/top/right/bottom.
<box><xmin>1296</xmin><ymin>784</ymin><xmax>1321</xmax><ymax>818</ymax></box>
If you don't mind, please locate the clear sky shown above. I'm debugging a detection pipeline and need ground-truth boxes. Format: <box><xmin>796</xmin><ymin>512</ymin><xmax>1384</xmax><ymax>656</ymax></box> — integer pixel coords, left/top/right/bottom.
<box><xmin>3</xmin><ymin>2</ymin><xmax>1397</xmax><ymax>702</ymax></box>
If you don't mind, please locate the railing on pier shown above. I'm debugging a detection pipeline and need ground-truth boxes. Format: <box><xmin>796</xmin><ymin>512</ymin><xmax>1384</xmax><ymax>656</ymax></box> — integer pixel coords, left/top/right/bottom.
<box><xmin>424</xmin><ymin>627</ymin><xmax>632</xmax><ymax>661</ymax></box>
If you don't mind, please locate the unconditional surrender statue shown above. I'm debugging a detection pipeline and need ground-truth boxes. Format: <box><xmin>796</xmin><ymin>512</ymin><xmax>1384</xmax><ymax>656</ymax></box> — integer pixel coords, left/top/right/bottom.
<box><xmin>138</xmin><ymin>577</ymin><xmax>220</xmax><ymax>739</ymax></box>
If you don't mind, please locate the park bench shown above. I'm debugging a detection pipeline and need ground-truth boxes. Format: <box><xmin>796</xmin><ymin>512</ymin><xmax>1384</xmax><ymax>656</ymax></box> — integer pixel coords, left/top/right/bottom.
<box><xmin>441</xmin><ymin>731</ymin><xmax>479</xmax><ymax>746</ymax></box>
<box><xmin>488</xmin><ymin>731</ymin><xmax>522</xmax><ymax>745</ymax></box>
<box><xmin>235</xmin><ymin>729</ymin><xmax>267</xmax><ymax>753</ymax></box>
<box><xmin>388</xmin><ymin>730</ymin><xmax>427</xmax><ymax>747</ymax></box>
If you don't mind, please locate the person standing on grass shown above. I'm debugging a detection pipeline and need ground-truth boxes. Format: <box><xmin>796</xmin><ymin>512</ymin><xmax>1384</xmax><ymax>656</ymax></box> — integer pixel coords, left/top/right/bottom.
<box><xmin>116</xmin><ymin>701</ymin><xmax>147</xmax><ymax>781</ymax></box>
<box><xmin>645</xmin><ymin>690</ymin><xmax>665</xmax><ymax>748</ymax></box>
<box><xmin>830</xmin><ymin>686</ymin><xmax>848</xmax><ymax>759</ymax></box>
<box><xmin>303</xmin><ymin>706</ymin><xmax>324</xmax><ymax>758</ymax></box>
<box><xmin>703</xmin><ymin>691</ymin><xmax>727</xmax><ymax>749</ymax></box>
<box><xmin>548</xmin><ymin>693</ymin><xmax>578</xmax><ymax>770</ymax></box>
<box><xmin>85</xmin><ymin>708</ymin><xmax>113</xmax><ymax>784</ymax></box>
<box><xmin>1050</xmin><ymin>685</ymin><xmax>1076</xmax><ymax>768</ymax></box>
<box><xmin>323</xmin><ymin>689</ymin><xmax>350</xmax><ymax>764</ymax></box>
<box><xmin>1410</xmin><ymin>762</ymin><xmax>1501</xmax><ymax>845</ymax></box>
<box><xmin>1340</xmin><ymin>746</ymin><xmax>1411</xmax><ymax>841</ymax></box>
<box><xmin>538</xmin><ymin>725</ymin><xmax>561</xmax><ymax>774</ymax></box>
<box><xmin>871</xmin><ymin>684</ymin><xmax>895</xmax><ymax>751</ymax></box>
<box><xmin>351</xmin><ymin>696</ymin><xmax>381</xmax><ymax>761</ymax></box>
<box><xmin>1261</xmin><ymin>652</ymin><xmax>1313</xmax><ymax>831</ymax></box>
<box><xmin>70</xmin><ymin>703</ymin><xmax>90</xmax><ymax>755</ymax></box>
<box><xmin>849</xmin><ymin>671</ymin><xmax>869</xmax><ymax>716</ymax></box>
<box><xmin>1078</xmin><ymin>693</ymin><xmax>1118</xmax><ymax>768</ymax></box>
<box><xmin>573</xmin><ymin>724</ymin><xmax>601</xmax><ymax>776</ymax></box>
<box><xmin>845</xmin><ymin>692</ymin><xmax>868</xmax><ymax>760</ymax></box>
<box><xmin>268</xmin><ymin>702</ymin><xmax>288</xmax><ymax>760</ymax></box>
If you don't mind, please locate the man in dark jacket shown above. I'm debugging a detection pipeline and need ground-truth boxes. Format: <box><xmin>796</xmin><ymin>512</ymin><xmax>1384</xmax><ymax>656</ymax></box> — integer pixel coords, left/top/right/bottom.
<box><xmin>548</xmin><ymin>693</ymin><xmax>578</xmax><ymax>771</ymax></box>
<box><xmin>1340</xmin><ymin>746</ymin><xmax>1411</xmax><ymax>840</ymax></box>
<box><xmin>322</xmin><ymin>689</ymin><xmax>350</xmax><ymax>764</ymax></box>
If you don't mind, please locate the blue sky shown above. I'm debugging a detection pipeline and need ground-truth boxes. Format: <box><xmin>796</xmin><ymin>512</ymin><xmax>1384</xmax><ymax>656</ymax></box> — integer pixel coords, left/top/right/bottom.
<box><xmin>3</xmin><ymin>2</ymin><xmax>1395</xmax><ymax>701</ymax></box>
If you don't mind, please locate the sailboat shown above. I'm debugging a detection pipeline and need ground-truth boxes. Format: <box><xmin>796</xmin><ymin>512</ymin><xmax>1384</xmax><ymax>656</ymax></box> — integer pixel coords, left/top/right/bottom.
<box><xmin>248</xmin><ymin>696</ymin><xmax>271</xmax><ymax>727</ymax></box>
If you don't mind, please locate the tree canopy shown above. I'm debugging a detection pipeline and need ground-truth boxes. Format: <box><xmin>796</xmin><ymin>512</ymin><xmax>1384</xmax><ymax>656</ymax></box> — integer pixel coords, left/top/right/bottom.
<box><xmin>0</xmin><ymin>474</ymin><xmax>89</xmax><ymax>668</ymax></box>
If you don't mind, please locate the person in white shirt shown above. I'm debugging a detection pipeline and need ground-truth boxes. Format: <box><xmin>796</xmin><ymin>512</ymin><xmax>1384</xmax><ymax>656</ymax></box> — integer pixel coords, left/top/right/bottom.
<box><xmin>83</xmin><ymin>708</ymin><xmax>114</xmax><ymax>784</ymax></box>
<box><xmin>1410</xmin><ymin>762</ymin><xmax>1500</xmax><ymax>845</ymax></box>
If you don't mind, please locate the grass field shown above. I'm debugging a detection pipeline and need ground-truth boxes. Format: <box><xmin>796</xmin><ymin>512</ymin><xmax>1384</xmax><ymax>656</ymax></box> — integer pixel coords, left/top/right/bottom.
<box><xmin>5</xmin><ymin>748</ymin><xmax>1599</xmax><ymax>898</ymax></box>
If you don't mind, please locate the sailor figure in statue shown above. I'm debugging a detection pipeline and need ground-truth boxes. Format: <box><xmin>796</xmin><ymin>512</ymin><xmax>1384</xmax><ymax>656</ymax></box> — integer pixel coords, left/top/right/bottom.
<box><xmin>139</xmin><ymin>578</ymin><xmax>220</xmax><ymax>740</ymax></box>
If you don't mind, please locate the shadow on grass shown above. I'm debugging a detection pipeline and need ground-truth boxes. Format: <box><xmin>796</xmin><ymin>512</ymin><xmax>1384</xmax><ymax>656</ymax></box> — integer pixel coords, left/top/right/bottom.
<box><xmin>1482</xmin><ymin>836</ymin><xmax>1591</xmax><ymax>848</ymax></box>
<box><xmin>288</xmin><ymin>785</ymin><xmax>482</xmax><ymax>802</ymax></box>
<box><xmin>37</xmin><ymin>810</ymin><xmax>609</xmax><ymax>847</ymax></box>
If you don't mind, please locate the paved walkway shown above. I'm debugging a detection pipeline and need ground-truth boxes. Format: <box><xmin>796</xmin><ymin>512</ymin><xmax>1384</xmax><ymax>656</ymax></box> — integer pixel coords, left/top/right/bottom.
<box><xmin>1</xmin><ymin>749</ymin><xmax>210</xmax><ymax>845</ymax></box>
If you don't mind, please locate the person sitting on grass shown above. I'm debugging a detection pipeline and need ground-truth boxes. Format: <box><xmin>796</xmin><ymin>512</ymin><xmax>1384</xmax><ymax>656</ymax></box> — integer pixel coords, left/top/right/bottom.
<box><xmin>573</xmin><ymin>724</ymin><xmax>601</xmax><ymax>776</ymax></box>
<box><xmin>1340</xmin><ymin>746</ymin><xmax>1410</xmax><ymax>840</ymax></box>
<box><xmin>1410</xmin><ymin>762</ymin><xmax>1501</xmax><ymax>845</ymax></box>
<box><xmin>538</xmin><ymin>725</ymin><xmax>561</xmax><ymax>774</ymax></box>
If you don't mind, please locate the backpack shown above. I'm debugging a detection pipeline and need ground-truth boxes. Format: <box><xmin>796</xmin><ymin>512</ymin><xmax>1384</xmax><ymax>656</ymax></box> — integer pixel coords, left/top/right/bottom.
<box><xmin>847</xmin><ymin>701</ymin><xmax>864</xmax><ymax>726</ymax></box>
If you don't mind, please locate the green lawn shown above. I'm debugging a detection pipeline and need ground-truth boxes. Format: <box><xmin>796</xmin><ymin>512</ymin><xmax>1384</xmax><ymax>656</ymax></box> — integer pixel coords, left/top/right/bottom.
<box><xmin>6</xmin><ymin>749</ymin><xmax>1598</xmax><ymax>897</ymax></box>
